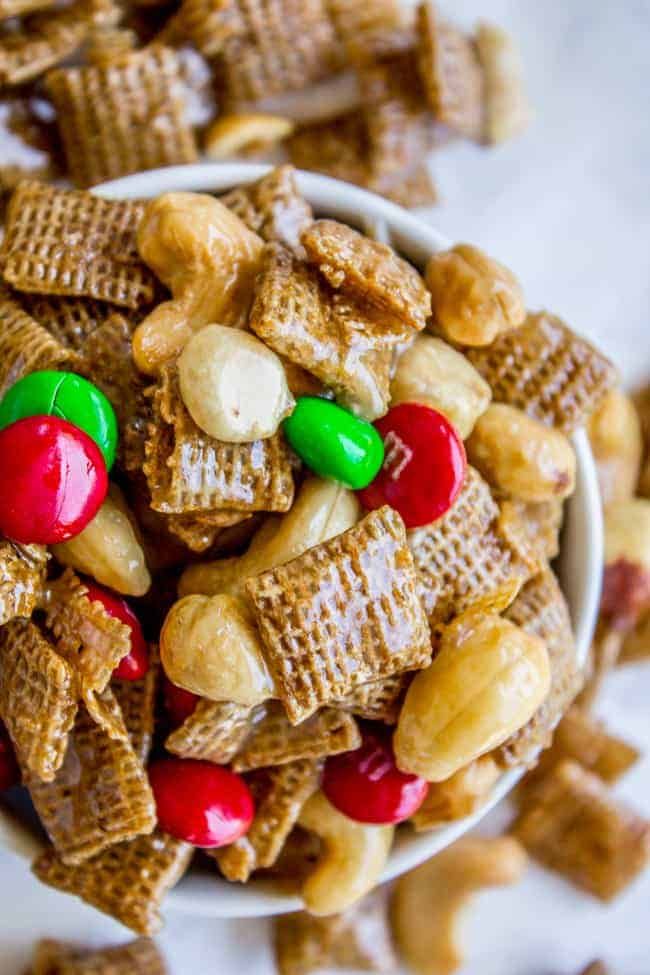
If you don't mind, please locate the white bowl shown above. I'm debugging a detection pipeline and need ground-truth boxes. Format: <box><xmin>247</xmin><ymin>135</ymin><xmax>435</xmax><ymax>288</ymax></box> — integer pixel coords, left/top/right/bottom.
<box><xmin>0</xmin><ymin>164</ymin><xmax>603</xmax><ymax>919</ymax></box>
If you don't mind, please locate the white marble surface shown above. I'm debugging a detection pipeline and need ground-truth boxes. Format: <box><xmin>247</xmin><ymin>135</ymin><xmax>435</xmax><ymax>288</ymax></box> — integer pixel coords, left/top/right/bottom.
<box><xmin>2</xmin><ymin>1</ymin><xmax>650</xmax><ymax>972</ymax></box>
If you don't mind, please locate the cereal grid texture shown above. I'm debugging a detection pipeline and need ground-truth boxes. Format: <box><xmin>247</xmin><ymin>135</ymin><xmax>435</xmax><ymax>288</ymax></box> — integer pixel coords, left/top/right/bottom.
<box><xmin>46</xmin><ymin>46</ymin><xmax>198</xmax><ymax>188</ymax></box>
<box><xmin>165</xmin><ymin>699</ymin><xmax>255</xmax><ymax>764</ymax></box>
<box><xmin>0</xmin><ymin>3</ymin><xmax>89</xmax><ymax>87</ymax></box>
<box><xmin>467</xmin><ymin>312</ymin><xmax>618</xmax><ymax>433</ymax></box>
<box><xmin>0</xmin><ymin>539</ymin><xmax>47</xmax><ymax>627</ymax></box>
<box><xmin>0</xmin><ymin>285</ymin><xmax>73</xmax><ymax>397</ymax></box>
<box><xmin>144</xmin><ymin>365</ymin><xmax>295</xmax><ymax>515</ymax></box>
<box><xmin>31</xmin><ymin>937</ymin><xmax>166</xmax><ymax>975</ymax></box>
<box><xmin>335</xmin><ymin>672</ymin><xmax>410</xmax><ymax>724</ymax></box>
<box><xmin>33</xmin><ymin>831</ymin><xmax>193</xmax><ymax>935</ymax></box>
<box><xmin>408</xmin><ymin>466</ymin><xmax>536</xmax><ymax>626</ymax></box>
<box><xmin>513</xmin><ymin>760</ymin><xmax>650</xmax><ymax>901</ymax></box>
<box><xmin>0</xmin><ymin>620</ymin><xmax>77</xmax><ymax>782</ymax></box>
<box><xmin>0</xmin><ymin>182</ymin><xmax>155</xmax><ymax>308</ymax></box>
<box><xmin>112</xmin><ymin>646</ymin><xmax>160</xmax><ymax>766</ymax></box>
<box><xmin>247</xmin><ymin>506</ymin><xmax>431</xmax><ymax>723</ymax></box>
<box><xmin>27</xmin><ymin>699</ymin><xmax>156</xmax><ymax>865</ymax></box>
<box><xmin>215</xmin><ymin>759</ymin><xmax>320</xmax><ymax>881</ymax></box>
<box><xmin>20</xmin><ymin>294</ymin><xmax>115</xmax><ymax>352</ymax></box>
<box><xmin>220</xmin><ymin>164</ymin><xmax>313</xmax><ymax>256</ymax></box>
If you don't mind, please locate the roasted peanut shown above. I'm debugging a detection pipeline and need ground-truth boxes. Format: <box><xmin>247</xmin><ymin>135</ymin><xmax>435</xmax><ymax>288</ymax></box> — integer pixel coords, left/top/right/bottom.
<box><xmin>587</xmin><ymin>389</ymin><xmax>642</xmax><ymax>507</ymax></box>
<box><xmin>160</xmin><ymin>593</ymin><xmax>274</xmax><ymax>706</ymax></box>
<box><xmin>204</xmin><ymin>113</ymin><xmax>294</xmax><ymax>159</ymax></box>
<box><xmin>426</xmin><ymin>244</ymin><xmax>525</xmax><ymax>347</ymax></box>
<box><xmin>391</xmin><ymin>335</ymin><xmax>491</xmax><ymax>437</ymax></box>
<box><xmin>391</xmin><ymin>836</ymin><xmax>528</xmax><ymax>975</ymax></box>
<box><xmin>394</xmin><ymin>611</ymin><xmax>550</xmax><ymax>781</ymax></box>
<box><xmin>604</xmin><ymin>499</ymin><xmax>650</xmax><ymax>573</ymax></box>
<box><xmin>179</xmin><ymin>477</ymin><xmax>360</xmax><ymax>599</ymax></box>
<box><xmin>466</xmin><ymin>404</ymin><xmax>576</xmax><ymax>502</ymax></box>
<box><xmin>52</xmin><ymin>487</ymin><xmax>150</xmax><ymax>597</ymax></box>
<box><xmin>476</xmin><ymin>23</ymin><xmax>531</xmax><ymax>145</ymax></box>
<box><xmin>178</xmin><ymin>324</ymin><xmax>294</xmax><ymax>442</ymax></box>
<box><xmin>133</xmin><ymin>193</ymin><xmax>264</xmax><ymax>374</ymax></box>
<box><xmin>298</xmin><ymin>791</ymin><xmax>394</xmax><ymax>916</ymax></box>
<box><xmin>411</xmin><ymin>755</ymin><xmax>501</xmax><ymax>830</ymax></box>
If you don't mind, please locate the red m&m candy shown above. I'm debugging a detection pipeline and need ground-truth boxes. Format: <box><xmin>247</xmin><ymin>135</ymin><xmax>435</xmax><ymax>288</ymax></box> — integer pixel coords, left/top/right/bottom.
<box><xmin>83</xmin><ymin>581</ymin><xmax>149</xmax><ymax>681</ymax></box>
<box><xmin>149</xmin><ymin>758</ymin><xmax>254</xmax><ymax>848</ymax></box>
<box><xmin>0</xmin><ymin>726</ymin><xmax>19</xmax><ymax>793</ymax></box>
<box><xmin>163</xmin><ymin>675</ymin><xmax>199</xmax><ymax>726</ymax></box>
<box><xmin>322</xmin><ymin>730</ymin><xmax>428</xmax><ymax>825</ymax></box>
<box><xmin>357</xmin><ymin>403</ymin><xmax>466</xmax><ymax>529</ymax></box>
<box><xmin>0</xmin><ymin>415</ymin><xmax>108</xmax><ymax>544</ymax></box>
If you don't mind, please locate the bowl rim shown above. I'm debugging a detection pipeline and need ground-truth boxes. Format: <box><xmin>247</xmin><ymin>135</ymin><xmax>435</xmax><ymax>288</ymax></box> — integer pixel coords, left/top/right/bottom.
<box><xmin>0</xmin><ymin>164</ymin><xmax>603</xmax><ymax>920</ymax></box>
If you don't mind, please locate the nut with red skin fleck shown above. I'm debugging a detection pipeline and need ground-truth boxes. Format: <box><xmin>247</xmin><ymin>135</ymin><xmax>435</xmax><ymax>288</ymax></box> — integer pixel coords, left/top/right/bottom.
<box><xmin>83</xmin><ymin>580</ymin><xmax>149</xmax><ymax>681</ymax></box>
<box><xmin>600</xmin><ymin>559</ymin><xmax>650</xmax><ymax>631</ymax></box>
<box><xmin>0</xmin><ymin>727</ymin><xmax>19</xmax><ymax>792</ymax></box>
<box><xmin>0</xmin><ymin>415</ymin><xmax>108</xmax><ymax>544</ymax></box>
<box><xmin>149</xmin><ymin>758</ymin><xmax>254</xmax><ymax>848</ymax></box>
<box><xmin>357</xmin><ymin>403</ymin><xmax>466</xmax><ymax>529</ymax></box>
<box><xmin>322</xmin><ymin>730</ymin><xmax>429</xmax><ymax>825</ymax></box>
<box><xmin>162</xmin><ymin>674</ymin><xmax>199</xmax><ymax>726</ymax></box>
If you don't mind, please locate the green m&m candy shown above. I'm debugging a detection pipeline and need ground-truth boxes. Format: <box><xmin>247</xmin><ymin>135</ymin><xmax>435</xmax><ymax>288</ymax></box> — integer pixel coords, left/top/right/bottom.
<box><xmin>0</xmin><ymin>370</ymin><xmax>118</xmax><ymax>469</ymax></box>
<box><xmin>283</xmin><ymin>397</ymin><xmax>384</xmax><ymax>490</ymax></box>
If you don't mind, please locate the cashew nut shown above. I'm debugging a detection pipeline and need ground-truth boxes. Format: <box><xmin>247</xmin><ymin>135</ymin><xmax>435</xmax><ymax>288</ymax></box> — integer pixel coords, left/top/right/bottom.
<box><xmin>476</xmin><ymin>23</ymin><xmax>531</xmax><ymax>145</ymax></box>
<box><xmin>425</xmin><ymin>244</ymin><xmax>525</xmax><ymax>347</ymax></box>
<box><xmin>298</xmin><ymin>791</ymin><xmax>394</xmax><ymax>916</ymax></box>
<box><xmin>133</xmin><ymin>193</ymin><xmax>264</xmax><ymax>374</ymax></box>
<box><xmin>391</xmin><ymin>836</ymin><xmax>528</xmax><ymax>975</ymax></box>
<box><xmin>179</xmin><ymin>477</ymin><xmax>360</xmax><ymax>599</ymax></box>
<box><xmin>160</xmin><ymin>593</ymin><xmax>274</xmax><ymax>706</ymax></box>
<box><xmin>394</xmin><ymin>611</ymin><xmax>551</xmax><ymax>781</ymax></box>
<box><xmin>411</xmin><ymin>755</ymin><xmax>501</xmax><ymax>830</ymax></box>
<box><xmin>204</xmin><ymin>113</ymin><xmax>294</xmax><ymax>159</ymax></box>
<box><xmin>51</xmin><ymin>486</ymin><xmax>150</xmax><ymax>596</ymax></box>
<box><xmin>391</xmin><ymin>335</ymin><xmax>491</xmax><ymax>438</ymax></box>
<box><xmin>466</xmin><ymin>403</ymin><xmax>576</xmax><ymax>502</ymax></box>
<box><xmin>178</xmin><ymin>324</ymin><xmax>294</xmax><ymax>442</ymax></box>
<box><xmin>604</xmin><ymin>498</ymin><xmax>650</xmax><ymax>573</ymax></box>
<box><xmin>588</xmin><ymin>389</ymin><xmax>642</xmax><ymax>508</ymax></box>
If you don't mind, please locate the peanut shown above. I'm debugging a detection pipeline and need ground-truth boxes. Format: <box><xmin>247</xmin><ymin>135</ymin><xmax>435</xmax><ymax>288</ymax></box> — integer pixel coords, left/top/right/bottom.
<box><xmin>588</xmin><ymin>389</ymin><xmax>642</xmax><ymax>507</ymax></box>
<box><xmin>160</xmin><ymin>593</ymin><xmax>274</xmax><ymax>706</ymax></box>
<box><xmin>298</xmin><ymin>791</ymin><xmax>394</xmax><ymax>916</ymax></box>
<box><xmin>179</xmin><ymin>477</ymin><xmax>360</xmax><ymax>599</ymax></box>
<box><xmin>391</xmin><ymin>335</ymin><xmax>491</xmax><ymax>438</ymax></box>
<box><xmin>425</xmin><ymin>244</ymin><xmax>525</xmax><ymax>346</ymax></box>
<box><xmin>133</xmin><ymin>193</ymin><xmax>264</xmax><ymax>374</ymax></box>
<box><xmin>604</xmin><ymin>498</ymin><xmax>650</xmax><ymax>573</ymax></box>
<box><xmin>52</xmin><ymin>487</ymin><xmax>150</xmax><ymax>597</ymax></box>
<box><xmin>394</xmin><ymin>611</ymin><xmax>550</xmax><ymax>781</ymax></box>
<box><xmin>466</xmin><ymin>403</ymin><xmax>576</xmax><ymax>502</ymax></box>
<box><xmin>178</xmin><ymin>324</ymin><xmax>294</xmax><ymax>442</ymax></box>
<box><xmin>391</xmin><ymin>836</ymin><xmax>528</xmax><ymax>975</ymax></box>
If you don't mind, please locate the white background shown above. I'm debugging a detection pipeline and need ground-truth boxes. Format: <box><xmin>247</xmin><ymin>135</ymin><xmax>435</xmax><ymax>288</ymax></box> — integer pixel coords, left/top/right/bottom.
<box><xmin>1</xmin><ymin>1</ymin><xmax>650</xmax><ymax>971</ymax></box>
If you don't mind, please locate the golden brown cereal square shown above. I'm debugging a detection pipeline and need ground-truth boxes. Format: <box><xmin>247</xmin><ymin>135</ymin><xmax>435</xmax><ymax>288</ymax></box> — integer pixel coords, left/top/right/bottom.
<box><xmin>0</xmin><ymin>620</ymin><xmax>77</xmax><ymax>783</ymax></box>
<box><xmin>44</xmin><ymin>570</ymin><xmax>132</xmax><ymax>710</ymax></box>
<box><xmin>19</xmin><ymin>294</ymin><xmax>115</xmax><ymax>353</ymax></box>
<box><xmin>0</xmin><ymin>0</ymin><xmax>56</xmax><ymax>16</ymax></box>
<box><xmin>408</xmin><ymin>467</ymin><xmax>538</xmax><ymax>627</ymax></box>
<box><xmin>0</xmin><ymin>181</ymin><xmax>156</xmax><ymax>309</ymax></box>
<box><xmin>415</xmin><ymin>1</ymin><xmax>484</xmax><ymax>140</ymax></box>
<box><xmin>497</xmin><ymin>568</ymin><xmax>582</xmax><ymax>767</ymax></box>
<box><xmin>274</xmin><ymin>891</ymin><xmax>397</xmax><ymax>975</ymax></box>
<box><xmin>232</xmin><ymin>703</ymin><xmax>360</xmax><ymax>772</ymax></box>
<box><xmin>143</xmin><ymin>365</ymin><xmax>295</xmax><ymax>516</ymax></box>
<box><xmin>0</xmin><ymin>539</ymin><xmax>47</xmax><ymax>627</ymax></box>
<box><xmin>287</xmin><ymin>113</ymin><xmax>372</xmax><ymax>190</ymax></box>
<box><xmin>33</xmin><ymin>831</ymin><xmax>193</xmax><ymax>935</ymax></box>
<box><xmin>112</xmin><ymin>646</ymin><xmax>161</xmax><ymax>766</ymax></box>
<box><xmin>31</xmin><ymin>937</ymin><xmax>167</xmax><ymax>975</ymax></box>
<box><xmin>523</xmin><ymin>707</ymin><xmax>639</xmax><ymax>790</ymax></box>
<box><xmin>176</xmin><ymin>0</ymin><xmax>247</xmax><ymax>58</ymax></box>
<box><xmin>326</xmin><ymin>0</ymin><xmax>406</xmax><ymax>63</ymax></box>
<box><xmin>27</xmin><ymin>698</ymin><xmax>156</xmax><ymax>864</ymax></box>
<box><xmin>164</xmin><ymin>509</ymin><xmax>251</xmax><ymax>553</ymax></box>
<box><xmin>335</xmin><ymin>673</ymin><xmax>410</xmax><ymax>724</ymax></box>
<box><xmin>166</xmin><ymin>699</ymin><xmax>255</xmax><ymax>764</ymax></box>
<box><xmin>214</xmin><ymin>759</ymin><xmax>320</xmax><ymax>881</ymax></box>
<box><xmin>507</xmin><ymin>498</ymin><xmax>564</xmax><ymax>562</ymax></box>
<box><xmin>467</xmin><ymin>312</ymin><xmax>618</xmax><ymax>434</ymax></box>
<box><xmin>220</xmin><ymin>165</ymin><xmax>313</xmax><ymax>257</ymax></box>
<box><xmin>213</xmin><ymin>0</ymin><xmax>345</xmax><ymax>109</ymax></box>
<box><xmin>46</xmin><ymin>46</ymin><xmax>198</xmax><ymax>189</ymax></box>
<box><xmin>512</xmin><ymin>760</ymin><xmax>650</xmax><ymax>901</ymax></box>
<box><xmin>0</xmin><ymin>4</ymin><xmax>89</xmax><ymax>87</ymax></box>
<box><xmin>247</xmin><ymin>506</ymin><xmax>431</xmax><ymax>723</ymax></box>
<box><xmin>301</xmin><ymin>218</ymin><xmax>431</xmax><ymax>331</ymax></box>
<box><xmin>249</xmin><ymin>243</ymin><xmax>395</xmax><ymax>419</ymax></box>
<box><xmin>0</xmin><ymin>284</ymin><xmax>75</xmax><ymax>397</ymax></box>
